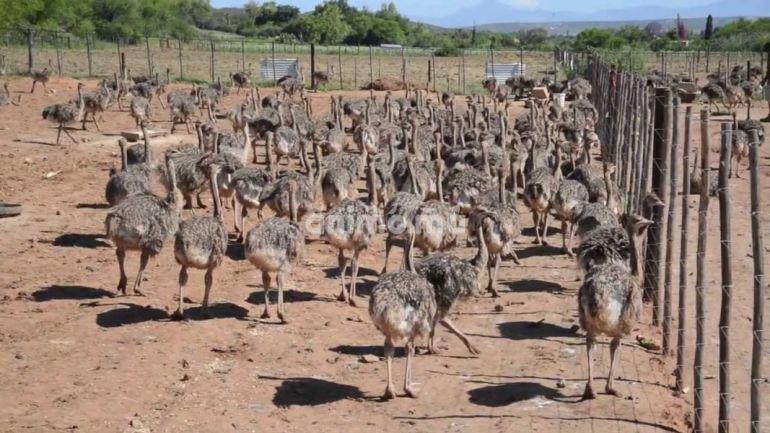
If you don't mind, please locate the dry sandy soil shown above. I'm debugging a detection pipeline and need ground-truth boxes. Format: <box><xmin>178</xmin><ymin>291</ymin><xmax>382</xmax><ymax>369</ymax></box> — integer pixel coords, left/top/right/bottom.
<box><xmin>0</xmin><ymin>76</ymin><xmax>768</xmax><ymax>433</ymax></box>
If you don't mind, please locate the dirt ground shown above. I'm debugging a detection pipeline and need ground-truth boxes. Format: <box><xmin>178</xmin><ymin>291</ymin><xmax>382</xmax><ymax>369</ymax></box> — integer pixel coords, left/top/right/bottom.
<box><xmin>0</xmin><ymin>76</ymin><xmax>768</xmax><ymax>433</ymax></box>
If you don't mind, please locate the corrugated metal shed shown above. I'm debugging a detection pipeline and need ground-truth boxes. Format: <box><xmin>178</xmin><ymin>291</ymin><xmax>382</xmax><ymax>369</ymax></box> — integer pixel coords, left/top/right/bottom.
<box><xmin>260</xmin><ymin>58</ymin><xmax>299</xmax><ymax>80</ymax></box>
<box><xmin>485</xmin><ymin>63</ymin><xmax>526</xmax><ymax>80</ymax></box>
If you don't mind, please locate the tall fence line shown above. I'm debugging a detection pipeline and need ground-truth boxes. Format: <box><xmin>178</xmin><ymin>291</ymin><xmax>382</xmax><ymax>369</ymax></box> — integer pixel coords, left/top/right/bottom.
<box><xmin>583</xmin><ymin>51</ymin><xmax>766</xmax><ymax>433</ymax></box>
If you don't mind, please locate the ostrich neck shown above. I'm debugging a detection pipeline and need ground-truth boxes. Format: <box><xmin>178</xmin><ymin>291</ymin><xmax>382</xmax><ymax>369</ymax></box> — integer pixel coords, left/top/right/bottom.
<box><xmin>210</xmin><ymin>168</ymin><xmax>222</xmax><ymax>220</ymax></box>
<box><xmin>407</xmin><ymin>159</ymin><xmax>421</xmax><ymax>197</ymax></box>
<box><xmin>120</xmin><ymin>142</ymin><xmax>127</xmax><ymax>171</ymax></box>
<box><xmin>288</xmin><ymin>183</ymin><xmax>298</xmax><ymax>223</ymax></box>
<box><xmin>481</xmin><ymin>144</ymin><xmax>491</xmax><ymax>177</ymax></box>
<box><xmin>604</xmin><ymin>169</ymin><xmax>614</xmax><ymax>208</ymax></box>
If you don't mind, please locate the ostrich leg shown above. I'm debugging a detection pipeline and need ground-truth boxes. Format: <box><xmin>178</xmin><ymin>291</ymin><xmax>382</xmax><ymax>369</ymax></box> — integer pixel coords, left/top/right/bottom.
<box><xmin>116</xmin><ymin>248</ymin><xmax>128</xmax><ymax>295</ymax></box>
<box><xmin>383</xmin><ymin>337</ymin><xmax>396</xmax><ymax>400</ymax></box>
<box><xmin>132</xmin><ymin>250</ymin><xmax>150</xmax><ymax>296</ymax></box>
<box><xmin>173</xmin><ymin>266</ymin><xmax>189</xmax><ymax>319</ymax></box>
<box><xmin>260</xmin><ymin>271</ymin><xmax>271</xmax><ymax>319</ymax></box>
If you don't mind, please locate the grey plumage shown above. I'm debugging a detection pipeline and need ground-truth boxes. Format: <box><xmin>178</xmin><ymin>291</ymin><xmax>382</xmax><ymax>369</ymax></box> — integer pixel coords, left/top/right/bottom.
<box><xmin>129</xmin><ymin>96</ymin><xmax>152</xmax><ymax>127</ymax></box>
<box><xmin>245</xmin><ymin>181</ymin><xmax>305</xmax><ymax>323</ymax></box>
<box><xmin>324</xmin><ymin>198</ymin><xmax>381</xmax><ymax>306</ymax></box>
<box><xmin>524</xmin><ymin>166</ymin><xmax>559</xmax><ymax>245</ymax></box>
<box><xmin>42</xmin><ymin>83</ymin><xmax>85</xmax><ymax>145</ymax></box>
<box><xmin>173</xmin><ymin>162</ymin><xmax>228</xmax><ymax>319</ymax></box>
<box><xmin>105</xmin><ymin>153</ymin><xmax>179</xmax><ymax>295</ymax></box>
<box><xmin>368</xmin><ymin>270</ymin><xmax>437</xmax><ymax>399</ymax></box>
<box><xmin>105</xmin><ymin>138</ymin><xmax>152</xmax><ymax>206</ymax></box>
<box><xmin>381</xmin><ymin>192</ymin><xmax>422</xmax><ymax>274</ymax></box>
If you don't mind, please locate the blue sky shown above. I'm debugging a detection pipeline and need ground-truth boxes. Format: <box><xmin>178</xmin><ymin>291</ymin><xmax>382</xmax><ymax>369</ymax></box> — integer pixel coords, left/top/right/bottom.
<box><xmin>210</xmin><ymin>0</ymin><xmax>716</xmax><ymax>17</ymax></box>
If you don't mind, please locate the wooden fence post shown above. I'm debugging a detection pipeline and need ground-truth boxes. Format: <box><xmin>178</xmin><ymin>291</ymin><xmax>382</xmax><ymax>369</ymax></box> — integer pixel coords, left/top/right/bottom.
<box><xmin>178</xmin><ymin>39</ymin><xmax>183</xmax><ymax>80</ymax></box>
<box><xmin>210</xmin><ymin>39</ymin><xmax>215</xmax><ymax>83</ymax></box>
<box><xmin>241</xmin><ymin>39</ymin><xmax>245</xmax><ymax>71</ymax></box>
<box><xmin>26</xmin><ymin>29</ymin><xmax>34</xmax><ymax>72</ymax></box>
<box><xmin>145</xmin><ymin>36</ymin><xmax>153</xmax><ymax>75</ymax></box>
<box><xmin>353</xmin><ymin>52</ymin><xmax>357</xmax><ymax>89</ymax></box>
<box><xmin>311</xmin><ymin>43</ymin><xmax>316</xmax><ymax>90</ymax></box>
<box><xmin>401</xmin><ymin>47</ymin><xmax>406</xmax><ymax>87</ymax></box>
<box><xmin>644</xmin><ymin>87</ymin><xmax>672</xmax><ymax>326</ymax></box>
<box><xmin>338</xmin><ymin>46</ymin><xmax>343</xmax><ymax>90</ymax></box>
<box><xmin>675</xmin><ymin>106</ymin><xmax>692</xmax><ymax>391</ymax></box>
<box><xmin>461</xmin><ymin>50</ymin><xmax>465</xmax><ymax>95</ymax></box>
<box><xmin>271</xmin><ymin>42</ymin><xmax>276</xmax><ymax>87</ymax></box>
<box><xmin>749</xmin><ymin>129</ymin><xmax>765</xmax><ymax>433</ymax></box>
<box><xmin>718</xmin><ymin>122</ymin><xmax>733</xmax><ymax>433</ymax></box>
<box><xmin>662</xmin><ymin>96</ymin><xmax>680</xmax><ymax>354</ymax></box>
<box><xmin>86</xmin><ymin>34</ymin><xmax>93</xmax><ymax>77</ymax></box>
<box><xmin>694</xmin><ymin>109</ymin><xmax>711</xmax><ymax>433</ymax></box>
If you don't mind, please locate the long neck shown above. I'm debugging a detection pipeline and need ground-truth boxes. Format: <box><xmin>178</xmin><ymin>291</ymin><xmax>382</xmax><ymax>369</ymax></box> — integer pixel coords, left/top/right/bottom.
<box><xmin>266</xmin><ymin>132</ymin><xmax>275</xmax><ymax>177</ymax></box>
<box><xmin>471</xmin><ymin>225</ymin><xmax>489</xmax><ymax>272</ymax></box>
<box><xmin>277</xmin><ymin>106</ymin><xmax>285</xmax><ymax>127</ymax></box>
<box><xmin>210</xmin><ymin>168</ymin><xmax>222</xmax><ymax>220</ymax></box>
<box><xmin>288</xmin><ymin>182</ymin><xmax>298</xmax><ymax>223</ymax></box>
<box><xmin>367</xmin><ymin>158</ymin><xmax>377</xmax><ymax>206</ymax></box>
<box><xmin>628</xmin><ymin>230</ymin><xmax>642</xmax><ymax>280</ymax></box>
<box><xmin>499</xmin><ymin>172</ymin><xmax>507</xmax><ymax>206</ymax></box>
<box><xmin>436</xmin><ymin>164</ymin><xmax>444</xmax><ymax>203</ymax></box>
<box><xmin>141</xmin><ymin>124</ymin><xmax>152</xmax><ymax>162</ymax></box>
<box><xmin>290</xmin><ymin>108</ymin><xmax>297</xmax><ymax>133</ymax></box>
<box><xmin>313</xmin><ymin>141</ymin><xmax>322</xmax><ymax>187</ymax></box>
<box><xmin>481</xmin><ymin>143</ymin><xmax>491</xmax><ymax>177</ymax></box>
<box><xmin>195</xmin><ymin>124</ymin><xmax>203</xmax><ymax>151</ymax></box>
<box><xmin>119</xmin><ymin>141</ymin><xmax>127</xmax><ymax>170</ymax></box>
<box><xmin>242</xmin><ymin>123</ymin><xmax>251</xmax><ymax>162</ymax></box>
<box><xmin>166</xmin><ymin>158</ymin><xmax>177</xmax><ymax>205</ymax></box>
<box><xmin>604</xmin><ymin>168</ymin><xmax>614</xmax><ymax>208</ymax></box>
<box><xmin>407</xmin><ymin>158</ymin><xmax>420</xmax><ymax>197</ymax></box>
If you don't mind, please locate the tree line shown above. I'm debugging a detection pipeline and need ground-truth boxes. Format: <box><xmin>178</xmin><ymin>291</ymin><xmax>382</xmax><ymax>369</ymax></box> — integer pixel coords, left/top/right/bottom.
<box><xmin>0</xmin><ymin>0</ymin><xmax>767</xmax><ymax>55</ymax></box>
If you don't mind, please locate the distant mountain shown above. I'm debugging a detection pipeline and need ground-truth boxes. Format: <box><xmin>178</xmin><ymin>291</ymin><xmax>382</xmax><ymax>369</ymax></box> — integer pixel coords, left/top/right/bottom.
<box><xmin>474</xmin><ymin>16</ymin><xmax>744</xmax><ymax>35</ymax></box>
<box><xmin>416</xmin><ymin>0</ymin><xmax>768</xmax><ymax>29</ymax></box>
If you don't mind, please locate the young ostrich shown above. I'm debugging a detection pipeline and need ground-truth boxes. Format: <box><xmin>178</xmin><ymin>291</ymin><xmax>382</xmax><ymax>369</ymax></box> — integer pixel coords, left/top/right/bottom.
<box><xmin>324</xmin><ymin>198</ymin><xmax>381</xmax><ymax>306</ymax></box>
<box><xmin>524</xmin><ymin>161</ymin><xmax>560</xmax><ymax>245</ymax></box>
<box><xmin>551</xmin><ymin>178</ymin><xmax>589</xmax><ymax>256</ymax></box>
<box><xmin>244</xmin><ymin>180</ymin><xmax>305</xmax><ymax>323</ymax></box>
<box><xmin>415</xmin><ymin>225</ymin><xmax>488</xmax><ymax>355</ymax></box>
<box><xmin>42</xmin><ymin>83</ymin><xmax>85</xmax><ymax>145</ymax></box>
<box><xmin>30</xmin><ymin>63</ymin><xmax>52</xmax><ymax>93</ymax></box>
<box><xmin>730</xmin><ymin>113</ymin><xmax>749</xmax><ymax>179</ymax></box>
<box><xmin>467</xmin><ymin>170</ymin><xmax>520</xmax><ymax>297</ymax></box>
<box><xmin>105</xmin><ymin>152</ymin><xmax>179</xmax><ymax>295</ymax></box>
<box><xmin>105</xmin><ymin>138</ymin><xmax>151</xmax><ymax>207</ymax></box>
<box><xmin>130</xmin><ymin>96</ymin><xmax>152</xmax><ymax>127</ymax></box>
<box><xmin>579</xmin><ymin>214</ymin><xmax>653</xmax><ymax>400</ymax></box>
<box><xmin>369</xmin><ymin>270</ymin><xmax>437</xmax><ymax>399</ymax></box>
<box><xmin>0</xmin><ymin>82</ymin><xmax>22</xmax><ymax>106</ymax></box>
<box><xmin>230</xmin><ymin>71</ymin><xmax>251</xmax><ymax>94</ymax></box>
<box><xmin>173</xmin><ymin>159</ymin><xmax>228</xmax><ymax>319</ymax></box>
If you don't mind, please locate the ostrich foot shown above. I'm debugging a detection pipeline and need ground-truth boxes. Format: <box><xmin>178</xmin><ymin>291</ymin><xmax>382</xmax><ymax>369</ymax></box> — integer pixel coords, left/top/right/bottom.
<box><xmin>348</xmin><ymin>298</ymin><xmax>358</xmax><ymax>307</ymax></box>
<box><xmin>383</xmin><ymin>386</ymin><xmax>396</xmax><ymax>400</ymax></box>
<box><xmin>582</xmin><ymin>384</ymin><xmax>596</xmax><ymax>400</ymax></box>
<box><xmin>171</xmin><ymin>309</ymin><xmax>186</xmax><ymax>321</ymax></box>
<box><xmin>260</xmin><ymin>310</ymin><xmax>271</xmax><ymax>319</ymax></box>
<box><xmin>404</xmin><ymin>383</ymin><xmax>421</xmax><ymax>398</ymax></box>
<box><xmin>605</xmin><ymin>386</ymin><xmax>623</xmax><ymax>398</ymax></box>
<box><xmin>278</xmin><ymin>312</ymin><xmax>287</xmax><ymax>324</ymax></box>
<box><xmin>466</xmin><ymin>344</ymin><xmax>481</xmax><ymax>355</ymax></box>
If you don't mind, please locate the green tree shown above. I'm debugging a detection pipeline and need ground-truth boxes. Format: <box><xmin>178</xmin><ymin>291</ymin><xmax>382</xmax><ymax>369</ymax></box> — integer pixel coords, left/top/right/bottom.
<box><xmin>705</xmin><ymin>14</ymin><xmax>714</xmax><ymax>40</ymax></box>
<box><xmin>307</xmin><ymin>3</ymin><xmax>350</xmax><ymax>45</ymax></box>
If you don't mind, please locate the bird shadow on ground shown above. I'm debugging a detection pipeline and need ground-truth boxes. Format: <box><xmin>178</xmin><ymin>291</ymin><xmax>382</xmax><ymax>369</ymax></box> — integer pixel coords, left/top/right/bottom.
<box><xmin>505</xmin><ymin>279</ymin><xmax>566</xmax><ymax>294</ymax></box>
<box><xmin>468</xmin><ymin>381</ymin><xmax>564</xmax><ymax>407</ymax></box>
<box><xmin>520</xmin><ymin>227</ymin><xmax>565</xmax><ymax>238</ymax></box>
<box><xmin>76</xmin><ymin>203</ymin><xmax>110</xmax><ymax>209</ymax></box>
<box><xmin>51</xmin><ymin>233</ymin><xmax>110</xmax><ymax>249</ymax></box>
<box><xmin>262</xmin><ymin>376</ymin><xmax>366</xmax><ymax>406</ymax></box>
<box><xmin>322</xmin><ymin>266</ymin><xmax>379</xmax><ymax>279</ymax></box>
<box><xmin>245</xmin><ymin>289</ymin><xmax>318</xmax><ymax>306</ymax></box>
<box><xmin>497</xmin><ymin>321</ymin><xmax>578</xmax><ymax>341</ymax></box>
<box><xmin>225</xmin><ymin>242</ymin><xmax>245</xmax><ymax>261</ymax></box>
<box><xmin>181</xmin><ymin>302</ymin><xmax>250</xmax><ymax>321</ymax></box>
<box><xmin>329</xmin><ymin>345</ymin><xmax>405</xmax><ymax>357</ymax></box>
<box><xmin>95</xmin><ymin>303</ymin><xmax>168</xmax><ymax>328</ymax></box>
<box><xmin>31</xmin><ymin>285</ymin><xmax>114</xmax><ymax>301</ymax></box>
<box><xmin>515</xmin><ymin>244</ymin><xmax>565</xmax><ymax>260</ymax></box>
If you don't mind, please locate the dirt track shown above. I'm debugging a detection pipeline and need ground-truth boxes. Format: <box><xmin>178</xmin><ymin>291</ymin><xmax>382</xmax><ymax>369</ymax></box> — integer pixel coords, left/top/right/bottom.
<box><xmin>0</xmin><ymin>76</ymin><xmax>768</xmax><ymax>433</ymax></box>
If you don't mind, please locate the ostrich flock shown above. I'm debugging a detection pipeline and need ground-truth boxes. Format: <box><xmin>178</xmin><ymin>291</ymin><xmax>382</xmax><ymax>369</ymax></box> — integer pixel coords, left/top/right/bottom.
<box><xmin>4</xmin><ymin>62</ymin><xmax>763</xmax><ymax>402</ymax></box>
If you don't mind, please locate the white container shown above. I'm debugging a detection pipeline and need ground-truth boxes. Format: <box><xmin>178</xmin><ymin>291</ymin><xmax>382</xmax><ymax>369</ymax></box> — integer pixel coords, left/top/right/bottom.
<box><xmin>554</xmin><ymin>92</ymin><xmax>566</xmax><ymax>108</ymax></box>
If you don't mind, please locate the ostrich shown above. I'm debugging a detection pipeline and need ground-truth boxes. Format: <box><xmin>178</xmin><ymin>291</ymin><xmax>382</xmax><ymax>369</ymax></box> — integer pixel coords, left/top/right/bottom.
<box><xmin>169</xmin><ymin>128</ymin><xmax>211</xmax><ymax>210</ymax></box>
<box><xmin>130</xmin><ymin>96</ymin><xmax>152</xmax><ymax>127</ymax></box>
<box><xmin>369</xmin><ymin>270</ymin><xmax>437</xmax><ymax>399</ymax></box>
<box><xmin>688</xmin><ymin>146</ymin><xmax>719</xmax><ymax>197</ymax></box>
<box><xmin>230</xmin><ymin>71</ymin><xmax>251</xmax><ymax>94</ymax></box>
<box><xmin>550</xmin><ymin>178</ymin><xmax>589</xmax><ymax>255</ymax></box>
<box><xmin>730</xmin><ymin>113</ymin><xmax>749</xmax><ymax>179</ymax></box>
<box><xmin>0</xmin><ymin>82</ymin><xmax>21</xmax><ymax>106</ymax></box>
<box><xmin>312</xmin><ymin>65</ymin><xmax>335</xmax><ymax>89</ymax></box>
<box><xmin>324</xmin><ymin>198</ymin><xmax>381</xmax><ymax>306</ymax></box>
<box><xmin>353</xmin><ymin>99</ymin><xmax>380</xmax><ymax>174</ymax></box>
<box><xmin>408</xmin><ymin>163</ymin><xmax>461</xmax><ymax>265</ymax></box>
<box><xmin>42</xmin><ymin>83</ymin><xmax>85</xmax><ymax>145</ymax></box>
<box><xmin>105</xmin><ymin>152</ymin><xmax>179</xmax><ymax>295</ymax></box>
<box><xmin>196</xmin><ymin>86</ymin><xmax>221</xmax><ymax>121</ymax></box>
<box><xmin>577</xmin><ymin>194</ymin><xmax>662</xmax><ymax>273</ymax></box>
<box><xmin>381</xmin><ymin>192</ymin><xmax>422</xmax><ymax>274</ymax></box>
<box><xmin>232</xmin><ymin>166</ymin><xmax>273</xmax><ymax>239</ymax></box>
<box><xmin>467</xmin><ymin>170</ymin><xmax>520</xmax><ymax>297</ymax></box>
<box><xmin>701</xmin><ymin>81</ymin><xmax>726</xmax><ymax>114</ymax></box>
<box><xmin>579</xmin><ymin>213</ymin><xmax>653</xmax><ymax>400</ymax></box>
<box><xmin>173</xmin><ymin>159</ymin><xmax>228</xmax><ymax>319</ymax></box>
<box><xmin>415</xmin><ymin>225</ymin><xmax>488</xmax><ymax>354</ymax></box>
<box><xmin>320</xmin><ymin>150</ymin><xmax>360</xmax><ymax>211</ymax></box>
<box><xmin>524</xmin><ymin>151</ymin><xmax>561</xmax><ymax>245</ymax></box>
<box><xmin>271</xmin><ymin>106</ymin><xmax>302</xmax><ymax>174</ymax></box>
<box><xmin>167</xmin><ymin>89</ymin><xmax>197</xmax><ymax>134</ymax></box>
<box><xmin>81</xmin><ymin>81</ymin><xmax>114</xmax><ymax>132</ymax></box>
<box><xmin>105</xmin><ymin>138</ymin><xmax>151</xmax><ymax>207</ymax></box>
<box><xmin>278</xmin><ymin>76</ymin><xmax>304</xmax><ymax>100</ymax></box>
<box><xmin>30</xmin><ymin>63</ymin><xmax>52</xmax><ymax>94</ymax></box>
<box><xmin>245</xmin><ymin>180</ymin><xmax>305</xmax><ymax>323</ymax></box>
